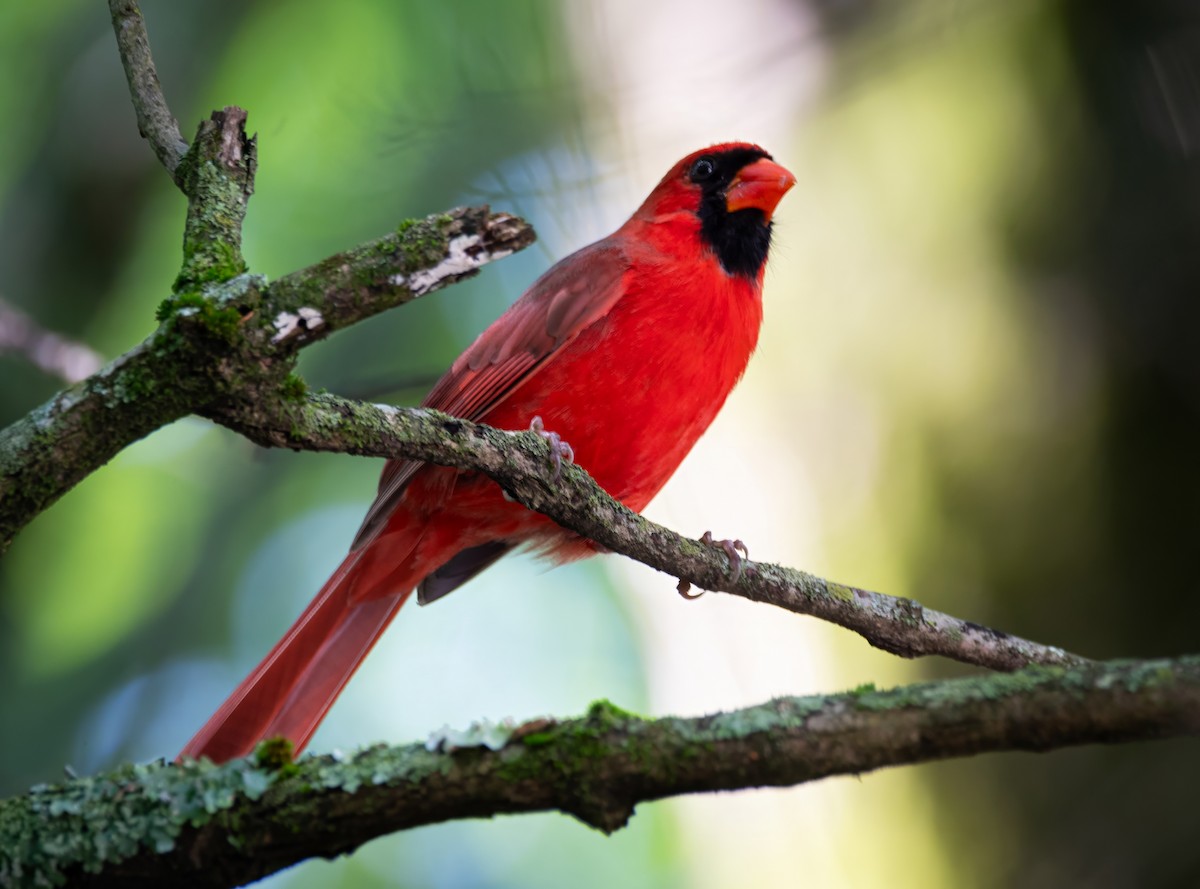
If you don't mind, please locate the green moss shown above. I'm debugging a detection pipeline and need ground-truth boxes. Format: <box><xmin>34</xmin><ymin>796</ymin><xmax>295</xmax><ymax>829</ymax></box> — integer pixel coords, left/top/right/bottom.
<box><xmin>101</xmin><ymin>364</ymin><xmax>158</xmax><ymax>405</ymax></box>
<box><xmin>280</xmin><ymin>373</ymin><xmax>308</xmax><ymax>401</ymax></box>
<box><xmin>494</xmin><ymin>700</ymin><xmax>643</xmax><ymax>789</ymax></box>
<box><xmin>826</xmin><ymin>581</ymin><xmax>855</xmax><ymax>602</ymax></box>
<box><xmin>267</xmin><ymin>214</ymin><xmax>459</xmax><ymax>316</ymax></box>
<box><xmin>172</xmin><ymin>127</ymin><xmax>253</xmax><ymax>294</ymax></box>
<box><xmin>254</xmin><ymin>738</ymin><xmax>298</xmax><ymax>775</ymax></box>
<box><xmin>585</xmin><ymin>699</ymin><xmax>639</xmax><ymax>726</ymax></box>
<box><xmin>174</xmin><ymin>237</ymin><xmax>248</xmax><ymax>293</ymax></box>
<box><xmin>154</xmin><ymin>290</ymin><xmax>243</xmax><ymax>343</ymax></box>
<box><xmin>154</xmin><ymin>296</ymin><xmax>176</xmax><ymax>323</ymax></box>
<box><xmin>396</xmin><ymin>215</ymin><xmax>454</xmax><ymax>273</ymax></box>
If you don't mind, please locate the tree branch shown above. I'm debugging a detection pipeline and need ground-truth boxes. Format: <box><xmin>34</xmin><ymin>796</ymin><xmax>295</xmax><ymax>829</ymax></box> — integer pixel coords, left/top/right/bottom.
<box><xmin>0</xmin><ymin>206</ymin><xmax>535</xmax><ymax>555</ymax></box>
<box><xmin>211</xmin><ymin>390</ymin><xmax>1086</xmax><ymax>673</ymax></box>
<box><xmin>172</xmin><ymin>107</ymin><xmax>256</xmax><ymax>292</ymax></box>
<box><xmin>108</xmin><ymin>0</ymin><xmax>189</xmax><ymax>184</ymax></box>
<box><xmin>3</xmin><ymin>656</ymin><xmax>1196</xmax><ymax>888</ymax></box>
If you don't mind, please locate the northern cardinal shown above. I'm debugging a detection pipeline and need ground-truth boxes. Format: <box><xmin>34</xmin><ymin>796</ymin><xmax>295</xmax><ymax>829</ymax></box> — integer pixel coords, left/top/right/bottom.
<box><xmin>181</xmin><ymin>143</ymin><xmax>795</xmax><ymax>762</ymax></box>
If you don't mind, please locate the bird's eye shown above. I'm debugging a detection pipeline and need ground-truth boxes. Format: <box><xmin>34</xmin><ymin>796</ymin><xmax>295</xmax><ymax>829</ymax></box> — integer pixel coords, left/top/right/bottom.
<box><xmin>690</xmin><ymin>157</ymin><xmax>715</xmax><ymax>182</ymax></box>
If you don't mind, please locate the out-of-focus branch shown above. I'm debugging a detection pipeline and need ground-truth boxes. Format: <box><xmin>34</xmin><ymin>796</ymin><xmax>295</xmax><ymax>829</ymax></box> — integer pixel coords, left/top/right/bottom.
<box><xmin>0</xmin><ymin>297</ymin><xmax>104</xmax><ymax>383</ymax></box>
<box><xmin>4</xmin><ymin>656</ymin><xmax>1197</xmax><ymax>888</ymax></box>
<box><xmin>108</xmin><ymin>0</ymin><xmax>189</xmax><ymax>184</ymax></box>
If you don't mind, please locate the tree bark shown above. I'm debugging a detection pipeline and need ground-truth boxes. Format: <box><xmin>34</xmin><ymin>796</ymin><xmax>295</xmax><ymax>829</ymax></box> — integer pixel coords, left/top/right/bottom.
<box><xmin>3</xmin><ymin>656</ymin><xmax>1196</xmax><ymax>889</ymax></box>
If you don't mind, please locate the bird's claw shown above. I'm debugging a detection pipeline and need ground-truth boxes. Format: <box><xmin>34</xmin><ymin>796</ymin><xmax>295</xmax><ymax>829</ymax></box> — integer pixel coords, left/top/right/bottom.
<box><xmin>677</xmin><ymin>532</ymin><xmax>750</xmax><ymax>600</ymax></box>
<box><xmin>529</xmin><ymin>416</ymin><xmax>574</xmax><ymax>482</ymax></box>
<box><xmin>700</xmin><ymin>531</ymin><xmax>750</xmax><ymax>585</ymax></box>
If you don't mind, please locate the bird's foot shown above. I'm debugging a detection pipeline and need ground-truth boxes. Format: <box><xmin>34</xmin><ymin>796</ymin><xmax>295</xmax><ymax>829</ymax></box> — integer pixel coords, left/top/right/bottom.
<box><xmin>529</xmin><ymin>416</ymin><xmax>574</xmax><ymax>482</ymax></box>
<box><xmin>701</xmin><ymin>531</ymin><xmax>750</xmax><ymax>585</ymax></box>
<box><xmin>677</xmin><ymin>532</ymin><xmax>751</xmax><ymax>600</ymax></box>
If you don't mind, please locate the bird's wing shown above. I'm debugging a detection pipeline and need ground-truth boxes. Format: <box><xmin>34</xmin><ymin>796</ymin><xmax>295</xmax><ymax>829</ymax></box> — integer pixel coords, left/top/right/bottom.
<box><xmin>351</xmin><ymin>240</ymin><xmax>630</xmax><ymax>550</ymax></box>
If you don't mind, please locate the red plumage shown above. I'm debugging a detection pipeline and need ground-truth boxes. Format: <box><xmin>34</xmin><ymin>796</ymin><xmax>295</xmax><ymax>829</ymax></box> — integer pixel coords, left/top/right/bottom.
<box><xmin>180</xmin><ymin>143</ymin><xmax>795</xmax><ymax>762</ymax></box>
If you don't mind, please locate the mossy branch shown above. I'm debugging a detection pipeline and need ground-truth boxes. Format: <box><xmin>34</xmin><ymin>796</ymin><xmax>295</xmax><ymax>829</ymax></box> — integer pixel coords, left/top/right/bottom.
<box><xmin>0</xmin><ymin>205</ymin><xmax>534</xmax><ymax>555</ymax></box>
<box><xmin>3</xmin><ymin>656</ymin><xmax>1198</xmax><ymax>888</ymax></box>
<box><xmin>172</xmin><ymin>107</ymin><xmax>256</xmax><ymax>292</ymax></box>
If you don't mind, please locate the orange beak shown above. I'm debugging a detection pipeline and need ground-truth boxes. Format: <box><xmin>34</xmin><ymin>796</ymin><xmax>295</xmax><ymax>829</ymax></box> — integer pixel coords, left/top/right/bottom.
<box><xmin>725</xmin><ymin>158</ymin><xmax>796</xmax><ymax>219</ymax></box>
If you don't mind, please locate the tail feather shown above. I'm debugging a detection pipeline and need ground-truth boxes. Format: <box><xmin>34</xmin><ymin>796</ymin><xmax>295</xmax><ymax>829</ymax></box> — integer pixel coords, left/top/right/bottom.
<box><xmin>179</xmin><ymin>547</ymin><xmax>415</xmax><ymax>763</ymax></box>
<box><xmin>264</xmin><ymin>593</ymin><xmax>408</xmax><ymax>752</ymax></box>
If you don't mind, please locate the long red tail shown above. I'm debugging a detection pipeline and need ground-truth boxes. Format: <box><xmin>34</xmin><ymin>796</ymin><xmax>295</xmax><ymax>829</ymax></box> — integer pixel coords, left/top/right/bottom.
<box><xmin>179</xmin><ymin>547</ymin><xmax>416</xmax><ymax>763</ymax></box>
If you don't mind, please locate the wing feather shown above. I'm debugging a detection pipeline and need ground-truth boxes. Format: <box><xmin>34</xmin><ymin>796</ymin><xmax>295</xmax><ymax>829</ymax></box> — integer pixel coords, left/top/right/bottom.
<box><xmin>350</xmin><ymin>240</ymin><xmax>630</xmax><ymax>549</ymax></box>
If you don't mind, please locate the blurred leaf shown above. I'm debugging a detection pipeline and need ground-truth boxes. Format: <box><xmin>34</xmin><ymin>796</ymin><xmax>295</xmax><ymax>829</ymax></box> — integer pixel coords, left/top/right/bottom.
<box><xmin>7</xmin><ymin>428</ymin><xmax>212</xmax><ymax>674</ymax></box>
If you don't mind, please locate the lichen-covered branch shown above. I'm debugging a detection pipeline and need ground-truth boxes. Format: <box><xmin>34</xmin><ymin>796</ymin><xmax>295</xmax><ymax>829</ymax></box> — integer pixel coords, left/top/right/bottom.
<box><xmin>108</xmin><ymin>0</ymin><xmax>189</xmax><ymax>183</ymax></box>
<box><xmin>0</xmin><ymin>206</ymin><xmax>534</xmax><ymax>555</ymax></box>
<box><xmin>263</xmin><ymin>209</ymin><xmax>533</xmax><ymax>351</ymax></box>
<box><xmin>3</xmin><ymin>656</ymin><xmax>1196</xmax><ymax>888</ymax></box>
<box><xmin>211</xmin><ymin>391</ymin><xmax>1086</xmax><ymax>673</ymax></box>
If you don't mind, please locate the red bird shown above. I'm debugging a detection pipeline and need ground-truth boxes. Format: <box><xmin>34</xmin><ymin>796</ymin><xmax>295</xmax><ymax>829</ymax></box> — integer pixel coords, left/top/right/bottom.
<box><xmin>181</xmin><ymin>143</ymin><xmax>795</xmax><ymax>762</ymax></box>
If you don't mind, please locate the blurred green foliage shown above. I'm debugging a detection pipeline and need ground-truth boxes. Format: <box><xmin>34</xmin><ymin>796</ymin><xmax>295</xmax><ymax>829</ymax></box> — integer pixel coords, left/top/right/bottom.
<box><xmin>0</xmin><ymin>2</ymin><xmax>668</xmax><ymax>887</ymax></box>
<box><xmin>3</xmin><ymin>1</ymin><xmax>1200</xmax><ymax>887</ymax></box>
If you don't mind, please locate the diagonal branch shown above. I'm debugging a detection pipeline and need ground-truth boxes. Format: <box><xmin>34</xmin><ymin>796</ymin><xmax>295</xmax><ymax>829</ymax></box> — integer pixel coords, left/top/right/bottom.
<box><xmin>108</xmin><ymin>0</ymin><xmax>189</xmax><ymax>184</ymax></box>
<box><xmin>4</xmin><ymin>656</ymin><xmax>1197</xmax><ymax>888</ymax></box>
<box><xmin>212</xmin><ymin>391</ymin><xmax>1087</xmax><ymax>672</ymax></box>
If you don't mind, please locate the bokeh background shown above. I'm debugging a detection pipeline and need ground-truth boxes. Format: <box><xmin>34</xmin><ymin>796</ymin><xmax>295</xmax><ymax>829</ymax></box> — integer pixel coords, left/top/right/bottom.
<box><xmin>3</xmin><ymin>1</ymin><xmax>1200</xmax><ymax>886</ymax></box>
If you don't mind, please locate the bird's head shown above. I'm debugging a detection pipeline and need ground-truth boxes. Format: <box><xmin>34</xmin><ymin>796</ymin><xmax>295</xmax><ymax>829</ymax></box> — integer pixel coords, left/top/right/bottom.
<box><xmin>635</xmin><ymin>142</ymin><xmax>796</xmax><ymax>279</ymax></box>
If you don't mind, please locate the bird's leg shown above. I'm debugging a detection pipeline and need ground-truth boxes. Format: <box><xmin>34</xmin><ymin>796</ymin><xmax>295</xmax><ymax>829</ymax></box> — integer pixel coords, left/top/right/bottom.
<box><xmin>529</xmin><ymin>416</ymin><xmax>574</xmax><ymax>482</ymax></box>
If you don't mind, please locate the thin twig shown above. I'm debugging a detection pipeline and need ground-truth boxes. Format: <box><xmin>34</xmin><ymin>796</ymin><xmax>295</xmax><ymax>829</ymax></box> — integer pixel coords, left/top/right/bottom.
<box><xmin>107</xmin><ymin>0</ymin><xmax>188</xmax><ymax>183</ymax></box>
